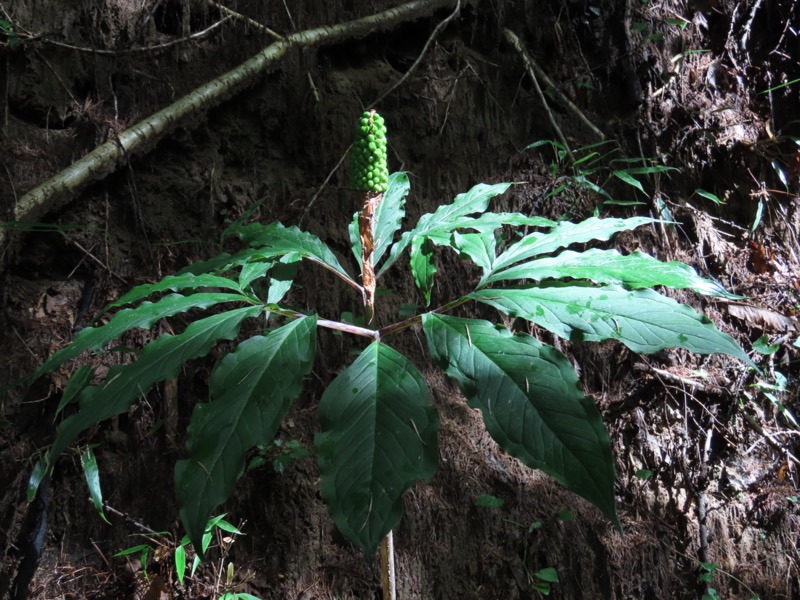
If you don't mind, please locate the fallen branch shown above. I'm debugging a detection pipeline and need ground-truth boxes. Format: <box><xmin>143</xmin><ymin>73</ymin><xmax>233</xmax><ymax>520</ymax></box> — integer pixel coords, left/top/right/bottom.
<box><xmin>2</xmin><ymin>0</ymin><xmax>456</xmax><ymax>249</ymax></box>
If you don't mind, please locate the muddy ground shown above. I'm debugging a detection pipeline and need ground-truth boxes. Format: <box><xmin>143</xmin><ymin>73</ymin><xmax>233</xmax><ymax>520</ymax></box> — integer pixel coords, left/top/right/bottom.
<box><xmin>1</xmin><ymin>0</ymin><xmax>799</xmax><ymax>598</ymax></box>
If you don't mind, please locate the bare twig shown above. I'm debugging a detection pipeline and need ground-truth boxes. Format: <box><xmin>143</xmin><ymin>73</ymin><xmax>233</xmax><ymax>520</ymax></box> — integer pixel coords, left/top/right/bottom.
<box><xmin>370</xmin><ymin>0</ymin><xmax>462</xmax><ymax>107</ymax></box>
<box><xmin>503</xmin><ymin>28</ymin><xmax>606</xmax><ymax>144</ymax></box>
<box><xmin>207</xmin><ymin>0</ymin><xmax>283</xmax><ymax>41</ymax></box>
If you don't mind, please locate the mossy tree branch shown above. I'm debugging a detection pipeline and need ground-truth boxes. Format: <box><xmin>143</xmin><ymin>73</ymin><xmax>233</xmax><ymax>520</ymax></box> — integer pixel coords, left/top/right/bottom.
<box><xmin>2</xmin><ymin>0</ymin><xmax>456</xmax><ymax>249</ymax></box>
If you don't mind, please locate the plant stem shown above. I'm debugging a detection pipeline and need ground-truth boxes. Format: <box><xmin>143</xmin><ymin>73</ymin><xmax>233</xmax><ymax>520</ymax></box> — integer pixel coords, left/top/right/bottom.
<box><xmin>378</xmin><ymin>295</ymin><xmax>471</xmax><ymax>338</ymax></box>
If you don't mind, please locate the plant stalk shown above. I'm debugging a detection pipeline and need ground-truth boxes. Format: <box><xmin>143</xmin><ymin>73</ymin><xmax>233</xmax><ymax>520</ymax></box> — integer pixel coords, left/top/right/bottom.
<box><xmin>356</xmin><ymin>188</ymin><xmax>396</xmax><ymax>600</ymax></box>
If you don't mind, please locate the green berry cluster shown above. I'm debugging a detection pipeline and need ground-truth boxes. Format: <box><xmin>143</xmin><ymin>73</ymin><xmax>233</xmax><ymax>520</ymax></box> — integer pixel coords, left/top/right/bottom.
<box><xmin>350</xmin><ymin>110</ymin><xmax>389</xmax><ymax>193</ymax></box>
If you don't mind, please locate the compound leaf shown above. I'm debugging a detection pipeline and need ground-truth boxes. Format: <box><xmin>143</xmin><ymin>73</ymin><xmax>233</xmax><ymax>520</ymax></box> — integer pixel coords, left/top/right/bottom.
<box><xmin>422</xmin><ymin>314</ymin><xmax>617</xmax><ymax>525</ymax></box>
<box><xmin>175</xmin><ymin>315</ymin><xmax>317</xmax><ymax>552</ymax></box>
<box><xmin>33</xmin><ymin>293</ymin><xmax>252</xmax><ymax>383</ymax></box>
<box><xmin>492</xmin><ymin>216</ymin><xmax>656</xmax><ymax>273</ymax></box>
<box><xmin>380</xmin><ymin>182</ymin><xmax>513</xmax><ymax>277</ymax></box>
<box><xmin>471</xmin><ymin>284</ymin><xmax>751</xmax><ymax>362</ymax></box>
<box><xmin>235</xmin><ymin>222</ymin><xmax>356</xmax><ymax>287</ymax></box>
<box><xmin>453</xmin><ymin>230</ymin><xmax>496</xmax><ymax>277</ymax></box>
<box><xmin>315</xmin><ymin>342</ymin><xmax>439</xmax><ymax>556</ymax></box>
<box><xmin>485</xmin><ymin>248</ymin><xmax>740</xmax><ymax>298</ymax></box>
<box><xmin>43</xmin><ymin>305</ymin><xmax>264</xmax><ymax>475</ymax></box>
<box><xmin>106</xmin><ymin>274</ymin><xmax>244</xmax><ymax>311</ymax></box>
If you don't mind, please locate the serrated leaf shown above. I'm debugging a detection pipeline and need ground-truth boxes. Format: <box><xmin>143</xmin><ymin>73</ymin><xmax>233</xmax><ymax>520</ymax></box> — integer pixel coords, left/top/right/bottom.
<box><xmin>175</xmin><ymin>316</ymin><xmax>317</xmax><ymax>553</ymax></box>
<box><xmin>266</xmin><ymin>260</ymin><xmax>298</xmax><ymax>305</ymax></box>
<box><xmin>422</xmin><ymin>314</ymin><xmax>618</xmax><ymax>525</ymax></box>
<box><xmin>453</xmin><ymin>230</ymin><xmax>496</xmax><ymax>276</ymax></box>
<box><xmin>238</xmin><ymin>261</ymin><xmax>273</xmax><ymax>290</ymax></box>
<box><xmin>43</xmin><ymin>305</ymin><xmax>264</xmax><ymax>474</ymax></box>
<box><xmin>471</xmin><ymin>284</ymin><xmax>751</xmax><ymax>363</ymax></box>
<box><xmin>82</xmin><ymin>446</ymin><xmax>110</xmax><ymax>524</ymax></box>
<box><xmin>178</xmin><ymin>247</ymin><xmax>272</xmax><ymax>276</ymax></box>
<box><xmin>379</xmin><ymin>182</ymin><xmax>513</xmax><ymax>277</ymax></box>
<box><xmin>485</xmin><ymin>248</ymin><xmax>740</xmax><ymax>298</ymax></box>
<box><xmin>492</xmin><ymin>216</ymin><xmax>656</xmax><ymax>273</ymax></box>
<box><xmin>32</xmin><ymin>293</ymin><xmax>251</xmax><ymax>383</ymax></box>
<box><xmin>315</xmin><ymin>342</ymin><xmax>439</xmax><ymax>556</ymax></box>
<box><xmin>349</xmin><ymin>173</ymin><xmax>410</xmax><ymax>271</ymax></box>
<box><xmin>55</xmin><ymin>365</ymin><xmax>94</xmax><ymax>420</ymax></box>
<box><xmin>235</xmin><ymin>222</ymin><xmax>357</xmax><ymax>287</ymax></box>
<box><xmin>374</xmin><ymin>172</ymin><xmax>410</xmax><ymax>265</ymax></box>
<box><xmin>411</xmin><ymin>237</ymin><xmax>436</xmax><ymax>306</ymax></box>
<box><xmin>106</xmin><ymin>273</ymin><xmax>244</xmax><ymax>311</ymax></box>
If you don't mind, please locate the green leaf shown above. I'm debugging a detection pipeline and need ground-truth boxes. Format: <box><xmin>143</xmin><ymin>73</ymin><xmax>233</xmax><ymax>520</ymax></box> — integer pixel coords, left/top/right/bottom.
<box><xmin>380</xmin><ymin>182</ymin><xmax>513</xmax><ymax>277</ymax></box>
<box><xmin>411</xmin><ymin>237</ymin><xmax>436</xmax><ymax>306</ymax></box>
<box><xmin>349</xmin><ymin>172</ymin><xmax>410</xmax><ymax>270</ymax></box>
<box><xmin>485</xmin><ymin>248</ymin><xmax>740</xmax><ymax>298</ymax></box>
<box><xmin>105</xmin><ymin>273</ymin><xmax>244</xmax><ymax>311</ymax></box>
<box><xmin>453</xmin><ymin>230</ymin><xmax>496</xmax><ymax>276</ymax></box>
<box><xmin>27</xmin><ymin>459</ymin><xmax>47</xmax><ymax>502</ymax></box>
<box><xmin>491</xmin><ymin>216</ymin><xmax>656</xmax><ymax>273</ymax></box>
<box><xmin>694</xmin><ymin>189</ymin><xmax>725</xmax><ymax>205</ymax></box>
<box><xmin>235</xmin><ymin>222</ymin><xmax>357</xmax><ymax>287</ymax></box>
<box><xmin>82</xmin><ymin>446</ymin><xmax>110</xmax><ymax>524</ymax></box>
<box><xmin>752</xmin><ymin>335</ymin><xmax>780</xmax><ymax>355</ymax></box>
<box><xmin>613</xmin><ymin>170</ymin><xmax>647</xmax><ymax>196</ymax></box>
<box><xmin>315</xmin><ymin>342</ymin><xmax>439</xmax><ymax>556</ymax></box>
<box><xmin>374</xmin><ymin>172</ymin><xmax>410</xmax><ymax>266</ymax></box>
<box><xmin>471</xmin><ymin>284</ymin><xmax>751</xmax><ymax>363</ymax></box>
<box><xmin>43</xmin><ymin>305</ymin><xmax>264</xmax><ymax>474</ymax></box>
<box><xmin>55</xmin><ymin>365</ymin><xmax>94</xmax><ymax>420</ymax></box>
<box><xmin>266</xmin><ymin>260</ymin><xmax>298</xmax><ymax>305</ymax></box>
<box><xmin>474</xmin><ymin>494</ymin><xmax>504</xmax><ymax>508</ymax></box>
<box><xmin>535</xmin><ymin>567</ymin><xmax>560</xmax><ymax>583</ymax></box>
<box><xmin>422</xmin><ymin>314</ymin><xmax>618</xmax><ymax>525</ymax></box>
<box><xmin>175</xmin><ymin>544</ymin><xmax>187</xmax><ymax>585</ymax></box>
<box><xmin>33</xmin><ymin>293</ymin><xmax>251</xmax><ymax>383</ymax></box>
<box><xmin>175</xmin><ymin>315</ymin><xmax>317</xmax><ymax>553</ymax></box>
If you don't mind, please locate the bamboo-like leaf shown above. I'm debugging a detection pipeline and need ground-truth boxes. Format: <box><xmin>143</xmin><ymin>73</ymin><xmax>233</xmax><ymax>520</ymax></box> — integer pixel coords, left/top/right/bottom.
<box><xmin>471</xmin><ymin>283</ymin><xmax>751</xmax><ymax>362</ymax></box>
<box><xmin>379</xmin><ymin>182</ymin><xmax>513</xmax><ymax>277</ymax></box>
<box><xmin>315</xmin><ymin>342</ymin><xmax>439</xmax><ymax>556</ymax></box>
<box><xmin>33</xmin><ymin>293</ymin><xmax>251</xmax><ymax>383</ymax></box>
<box><xmin>82</xmin><ymin>446</ymin><xmax>110</xmax><ymax>524</ymax></box>
<box><xmin>235</xmin><ymin>222</ymin><xmax>357</xmax><ymax>286</ymax></box>
<box><xmin>43</xmin><ymin>305</ymin><xmax>264</xmax><ymax>473</ymax></box>
<box><xmin>491</xmin><ymin>216</ymin><xmax>656</xmax><ymax>273</ymax></box>
<box><xmin>175</xmin><ymin>315</ymin><xmax>317</xmax><ymax>552</ymax></box>
<box><xmin>422</xmin><ymin>314</ymin><xmax>618</xmax><ymax>525</ymax></box>
<box><xmin>485</xmin><ymin>248</ymin><xmax>740</xmax><ymax>298</ymax></box>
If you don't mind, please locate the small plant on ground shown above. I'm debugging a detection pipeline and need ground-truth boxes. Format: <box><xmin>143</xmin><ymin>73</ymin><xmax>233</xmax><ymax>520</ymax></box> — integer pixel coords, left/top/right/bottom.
<box><xmin>19</xmin><ymin>111</ymin><xmax>751</xmax><ymax>582</ymax></box>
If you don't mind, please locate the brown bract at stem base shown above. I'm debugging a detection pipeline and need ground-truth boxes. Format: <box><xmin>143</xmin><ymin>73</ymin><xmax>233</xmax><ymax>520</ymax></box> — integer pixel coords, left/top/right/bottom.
<box><xmin>359</xmin><ymin>190</ymin><xmax>383</xmax><ymax>325</ymax></box>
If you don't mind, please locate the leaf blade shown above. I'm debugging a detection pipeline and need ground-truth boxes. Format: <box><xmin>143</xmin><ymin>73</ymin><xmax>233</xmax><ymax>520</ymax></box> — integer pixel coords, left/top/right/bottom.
<box><xmin>422</xmin><ymin>314</ymin><xmax>618</xmax><ymax>525</ymax></box>
<box><xmin>175</xmin><ymin>316</ymin><xmax>317</xmax><ymax>552</ymax></box>
<box><xmin>44</xmin><ymin>305</ymin><xmax>264</xmax><ymax>474</ymax></box>
<box><xmin>471</xmin><ymin>284</ymin><xmax>751</xmax><ymax>362</ymax></box>
<box><xmin>486</xmin><ymin>248</ymin><xmax>741</xmax><ymax>298</ymax></box>
<box><xmin>315</xmin><ymin>342</ymin><xmax>439</xmax><ymax>556</ymax></box>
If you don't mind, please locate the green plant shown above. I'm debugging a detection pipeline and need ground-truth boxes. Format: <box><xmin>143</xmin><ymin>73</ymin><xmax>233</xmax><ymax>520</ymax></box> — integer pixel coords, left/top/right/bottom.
<box><xmin>19</xmin><ymin>113</ymin><xmax>752</xmax><ymax>565</ymax></box>
<box><xmin>115</xmin><ymin>514</ymin><xmax>245</xmax><ymax>590</ymax></box>
<box><xmin>527</xmin><ymin>139</ymin><xmax>678</xmax><ymax>209</ymax></box>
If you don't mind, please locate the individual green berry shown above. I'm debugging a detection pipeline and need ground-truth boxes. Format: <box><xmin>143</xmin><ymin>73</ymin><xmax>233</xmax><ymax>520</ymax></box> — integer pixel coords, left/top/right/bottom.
<box><xmin>349</xmin><ymin>109</ymin><xmax>389</xmax><ymax>193</ymax></box>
